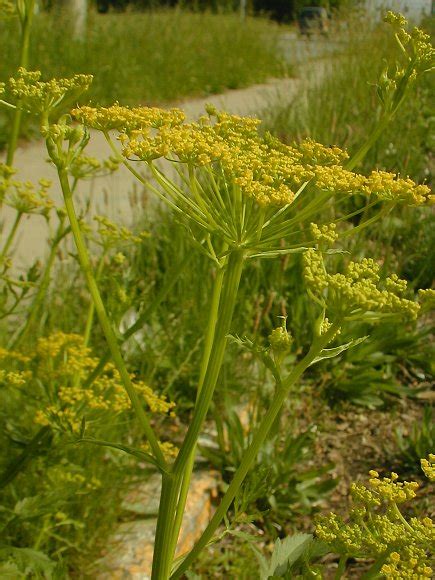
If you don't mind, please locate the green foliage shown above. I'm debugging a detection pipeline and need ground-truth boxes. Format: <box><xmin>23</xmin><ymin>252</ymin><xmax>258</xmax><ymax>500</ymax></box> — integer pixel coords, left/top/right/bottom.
<box><xmin>201</xmin><ymin>404</ymin><xmax>336</xmax><ymax>531</ymax></box>
<box><xmin>320</xmin><ymin>323</ymin><xmax>434</xmax><ymax>408</ymax></box>
<box><xmin>255</xmin><ymin>533</ymin><xmax>314</xmax><ymax>579</ymax></box>
<box><xmin>394</xmin><ymin>407</ymin><xmax>435</xmax><ymax>474</ymax></box>
<box><xmin>0</xmin><ymin>547</ymin><xmax>63</xmax><ymax>579</ymax></box>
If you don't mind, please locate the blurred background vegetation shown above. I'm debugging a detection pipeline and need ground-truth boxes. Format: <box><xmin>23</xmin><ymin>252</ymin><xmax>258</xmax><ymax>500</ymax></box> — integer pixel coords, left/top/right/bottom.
<box><xmin>0</xmin><ymin>9</ymin><xmax>287</xmax><ymax>147</ymax></box>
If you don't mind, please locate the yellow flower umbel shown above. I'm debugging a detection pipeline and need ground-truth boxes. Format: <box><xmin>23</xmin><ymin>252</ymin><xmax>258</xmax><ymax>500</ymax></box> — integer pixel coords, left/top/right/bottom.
<box><xmin>0</xmin><ymin>165</ymin><xmax>53</xmax><ymax>216</ymax></box>
<box><xmin>93</xmin><ymin>215</ymin><xmax>148</xmax><ymax>248</ymax></box>
<box><xmin>421</xmin><ymin>454</ymin><xmax>435</xmax><ymax>481</ymax></box>
<box><xmin>303</xmin><ymin>251</ymin><xmax>419</xmax><ymax>325</ymax></box>
<box><xmin>315</xmin><ymin>465</ymin><xmax>434</xmax><ymax>579</ymax></box>
<box><xmin>6</xmin><ymin>68</ymin><xmax>92</xmax><ymax>119</ymax></box>
<box><xmin>384</xmin><ymin>11</ymin><xmax>434</xmax><ymax>74</ymax></box>
<box><xmin>72</xmin><ymin>104</ymin><xmax>432</xmax><ymax>260</ymax></box>
<box><xmin>1</xmin><ymin>332</ymin><xmax>174</xmax><ymax>432</ymax></box>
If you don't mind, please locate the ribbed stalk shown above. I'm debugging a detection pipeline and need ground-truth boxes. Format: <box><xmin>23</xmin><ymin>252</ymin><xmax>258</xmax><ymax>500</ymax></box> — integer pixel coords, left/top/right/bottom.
<box><xmin>83</xmin><ymin>252</ymin><xmax>106</xmax><ymax>347</ymax></box>
<box><xmin>151</xmin><ymin>250</ymin><xmax>244</xmax><ymax>580</ymax></box>
<box><xmin>165</xmin><ymin>258</ymin><xmax>227</xmax><ymax>565</ymax></box>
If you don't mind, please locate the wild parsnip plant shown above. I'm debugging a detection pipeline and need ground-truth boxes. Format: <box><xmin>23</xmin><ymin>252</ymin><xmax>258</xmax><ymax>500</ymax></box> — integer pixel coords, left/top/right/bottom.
<box><xmin>0</xmin><ymin>5</ymin><xmax>434</xmax><ymax>579</ymax></box>
<box><xmin>1</xmin><ymin>332</ymin><xmax>174</xmax><ymax>432</ymax></box>
<box><xmin>69</xmin><ymin>95</ymin><xmax>430</xmax><ymax>578</ymax></box>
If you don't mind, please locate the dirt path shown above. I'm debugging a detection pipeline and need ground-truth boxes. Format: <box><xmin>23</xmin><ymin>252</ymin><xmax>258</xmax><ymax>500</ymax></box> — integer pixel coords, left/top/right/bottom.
<box><xmin>2</xmin><ymin>54</ymin><xmax>329</xmax><ymax>270</ymax></box>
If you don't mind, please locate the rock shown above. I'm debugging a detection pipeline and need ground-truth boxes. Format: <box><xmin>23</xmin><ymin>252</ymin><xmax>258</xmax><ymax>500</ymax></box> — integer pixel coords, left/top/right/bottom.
<box><xmin>96</xmin><ymin>470</ymin><xmax>217</xmax><ymax>579</ymax></box>
<box><xmin>121</xmin><ymin>473</ymin><xmax>161</xmax><ymax>517</ymax></box>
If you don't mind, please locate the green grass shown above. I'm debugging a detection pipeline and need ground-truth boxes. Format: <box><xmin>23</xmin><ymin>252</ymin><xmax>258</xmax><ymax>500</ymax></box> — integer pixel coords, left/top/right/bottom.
<box><xmin>0</xmin><ymin>9</ymin><xmax>288</xmax><ymax>105</ymax></box>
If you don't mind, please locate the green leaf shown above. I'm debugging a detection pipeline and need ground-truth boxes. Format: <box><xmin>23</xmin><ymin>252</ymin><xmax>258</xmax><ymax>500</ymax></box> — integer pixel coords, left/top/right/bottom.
<box><xmin>248</xmin><ymin>247</ymin><xmax>311</xmax><ymax>260</ymax></box>
<box><xmin>75</xmin><ymin>438</ymin><xmax>161</xmax><ymax>469</ymax></box>
<box><xmin>0</xmin><ymin>562</ymin><xmax>22</xmax><ymax>579</ymax></box>
<box><xmin>0</xmin><ymin>547</ymin><xmax>56</xmax><ymax>578</ymax></box>
<box><xmin>228</xmin><ymin>334</ymin><xmax>278</xmax><ymax>379</ymax></box>
<box><xmin>259</xmin><ymin>533</ymin><xmax>314</xmax><ymax>579</ymax></box>
<box><xmin>310</xmin><ymin>336</ymin><xmax>368</xmax><ymax>366</ymax></box>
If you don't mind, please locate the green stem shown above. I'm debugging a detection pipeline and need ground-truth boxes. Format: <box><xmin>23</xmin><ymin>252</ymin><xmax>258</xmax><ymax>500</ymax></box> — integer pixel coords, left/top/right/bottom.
<box><xmin>56</xmin><ymin>167</ymin><xmax>166</xmax><ymax>469</ymax></box>
<box><xmin>151</xmin><ymin>250</ymin><xmax>244</xmax><ymax>580</ymax></box>
<box><xmin>6</xmin><ymin>0</ymin><xmax>35</xmax><ymax>166</ymax></box>
<box><xmin>335</xmin><ymin>554</ymin><xmax>348</xmax><ymax>579</ymax></box>
<box><xmin>392</xmin><ymin>503</ymin><xmax>414</xmax><ymax>534</ymax></box>
<box><xmin>345</xmin><ymin>114</ymin><xmax>391</xmax><ymax>172</ymax></box>
<box><xmin>0</xmin><ymin>425</ymin><xmax>52</xmax><ymax>489</ymax></box>
<box><xmin>165</xmin><ymin>257</ymin><xmax>228</xmax><ymax>566</ymax></box>
<box><xmin>83</xmin><ymin>252</ymin><xmax>106</xmax><ymax>346</ymax></box>
<box><xmin>171</xmin><ymin>324</ymin><xmax>339</xmax><ymax>578</ymax></box>
<box><xmin>174</xmin><ymin>250</ymin><xmax>244</xmax><ymax>473</ymax></box>
<box><xmin>0</xmin><ymin>212</ymin><xmax>22</xmax><ymax>261</ymax></box>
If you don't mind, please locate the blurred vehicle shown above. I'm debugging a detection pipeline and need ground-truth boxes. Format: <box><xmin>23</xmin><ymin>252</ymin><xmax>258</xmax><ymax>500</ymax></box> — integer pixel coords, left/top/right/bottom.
<box><xmin>298</xmin><ymin>7</ymin><xmax>329</xmax><ymax>37</ymax></box>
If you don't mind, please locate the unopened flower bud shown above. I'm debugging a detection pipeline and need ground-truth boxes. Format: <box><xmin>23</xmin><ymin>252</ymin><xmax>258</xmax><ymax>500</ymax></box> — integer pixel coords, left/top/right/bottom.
<box><xmin>269</xmin><ymin>326</ymin><xmax>293</xmax><ymax>352</ymax></box>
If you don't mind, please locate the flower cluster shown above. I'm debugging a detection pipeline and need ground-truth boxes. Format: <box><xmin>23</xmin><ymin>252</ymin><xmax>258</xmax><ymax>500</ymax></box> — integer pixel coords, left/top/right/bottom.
<box><xmin>421</xmin><ymin>454</ymin><xmax>435</xmax><ymax>481</ymax></box>
<box><xmin>367</xmin><ymin>470</ymin><xmax>419</xmax><ymax>504</ymax></box>
<box><xmin>0</xmin><ymin>369</ymin><xmax>31</xmax><ymax>386</ymax></box>
<box><xmin>366</xmin><ymin>171</ymin><xmax>432</xmax><ymax>205</ymax></box>
<box><xmin>141</xmin><ymin>440</ymin><xmax>179</xmax><ymax>460</ymax></box>
<box><xmin>0</xmin><ymin>164</ymin><xmax>54</xmax><ymax>216</ymax></box>
<box><xmin>303</xmin><ymin>251</ymin><xmax>419</xmax><ymax>322</ymax></box>
<box><xmin>0</xmin><ymin>346</ymin><xmax>30</xmax><ymax>363</ymax></box>
<box><xmin>5</xmin><ymin>68</ymin><xmax>92</xmax><ymax>117</ymax></box>
<box><xmin>68</xmin><ymin>154</ymin><xmax>120</xmax><ymax>181</ymax></box>
<box><xmin>0</xmin><ymin>0</ymin><xmax>15</xmax><ymax>18</ymax></box>
<box><xmin>418</xmin><ymin>288</ymin><xmax>435</xmax><ymax>313</ymax></box>
<box><xmin>319</xmin><ymin>317</ymin><xmax>341</xmax><ymax>338</ymax></box>
<box><xmin>381</xmin><ymin>546</ymin><xmax>433</xmax><ymax>578</ymax></box>
<box><xmin>315</xmin><ymin>466</ymin><xmax>434</xmax><ymax>579</ymax></box>
<box><xmin>45</xmin><ymin>464</ymin><xmax>102</xmax><ymax>492</ymax></box>
<box><xmin>73</xmin><ymin>103</ymin><xmax>185</xmax><ymax>132</ymax></box>
<box><xmin>2</xmin><ymin>333</ymin><xmax>174</xmax><ymax>431</ymax></box>
<box><xmin>93</xmin><ymin>215</ymin><xmax>148</xmax><ymax>247</ymax></box>
<box><xmin>384</xmin><ymin>11</ymin><xmax>434</xmax><ymax>72</ymax></box>
<box><xmin>310</xmin><ymin>222</ymin><xmax>338</xmax><ymax>244</ymax></box>
<box><xmin>269</xmin><ymin>326</ymin><xmax>293</xmax><ymax>353</ymax></box>
<box><xmin>73</xmin><ymin>104</ymin><xmax>432</xmax><ymax>209</ymax></box>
